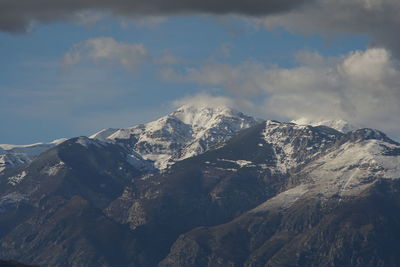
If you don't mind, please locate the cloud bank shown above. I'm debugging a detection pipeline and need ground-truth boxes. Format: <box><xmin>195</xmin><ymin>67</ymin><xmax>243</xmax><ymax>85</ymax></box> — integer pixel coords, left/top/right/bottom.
<box><xmin>0</xmin><ymin>0</ymin><xmax>308</xmax><ymax>32</ymax></box>
<box><xmin>259</xmin><ymin>0</ymin><xmax>400</xmax><ymax>57</ymax></box>
<box><xmin>2</xmin><ymin>0</ymin><xmax>400</xmax><ymax>56</ymax></box>
<box><xmin>162</xmin><ymin>48</ymin><xmax>400</xmax><ymax>138</ymax></box>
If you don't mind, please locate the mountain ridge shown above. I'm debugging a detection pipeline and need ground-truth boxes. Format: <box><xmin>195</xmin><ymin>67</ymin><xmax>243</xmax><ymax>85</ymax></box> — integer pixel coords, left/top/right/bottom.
<box><xmin>1</xmin><ymin>106</ymin><xmax>400</xmax><ymax>266</ymax></box>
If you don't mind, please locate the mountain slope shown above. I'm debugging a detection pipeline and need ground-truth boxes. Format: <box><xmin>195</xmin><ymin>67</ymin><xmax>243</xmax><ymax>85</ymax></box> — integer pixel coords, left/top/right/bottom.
<box><xmin>292</xmin><ymin>117</ymin><xmax>360</xmax><ymax>133</ymax></box>
<box><xmin>1</xmin><ymin>109</ymin><xmax>400</xmax><ymax>266</ymax></box>
<box><xmin>160</xmin><ymin>127</ymin><xmax>400</xmax><ymax>267</ymax></box>
<box><xmin>1</xmin><ymin>105</ymin><xmax>258</xmax><ymax>174</ymax></box>
<box><xmin>91</xmin><ymin>105</ymin><xmax>260</xmax><ymax>169</ymax></box>
<box><xmin>0</xmin><ymin>139</ymin><xmax>67</xmax><ymax>173</ymax></box>
<box><xmin>0</xmin><ymin>137</ymin><xmax>147</xmax><ymax>266</ymax></box>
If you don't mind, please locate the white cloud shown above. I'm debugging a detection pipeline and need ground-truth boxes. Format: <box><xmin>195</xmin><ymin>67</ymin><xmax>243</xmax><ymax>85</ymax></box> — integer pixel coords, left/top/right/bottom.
<box><xmin>162</xmin><ymin>48</ymin><xmax>400</xmax><ymax>138</ymax></box>
<box><xmin>63</xmin><ymin>37</ymin><xmax>148</xmax><ymax>69</ymax></box>
<box><xmin>161</xmin><ymin>60</ymin><xmax>268</xmax><ymax>96</ymax></box>
<box><xmin>171</xmin><ymin>92</ymin><xmax>260</xmax><ymax>117</ymax></box>
<box><xmin>172</xmin><ymin>93</ymin><xmax>235</xmax><ymax>109</ymax></box>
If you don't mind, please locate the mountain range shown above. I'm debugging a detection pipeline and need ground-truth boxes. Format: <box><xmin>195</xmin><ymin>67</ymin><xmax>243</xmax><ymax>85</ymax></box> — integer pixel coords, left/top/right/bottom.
<box><xmin>1</xmin><ymin>105</ymin><xmax>400</xmax><ymax>266</ymax></box>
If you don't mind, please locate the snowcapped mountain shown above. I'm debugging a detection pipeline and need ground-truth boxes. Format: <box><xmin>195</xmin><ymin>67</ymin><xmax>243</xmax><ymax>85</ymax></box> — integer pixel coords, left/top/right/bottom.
<box><xmin>0</xmin><ymin>105</ymin><xmax>259</xmax><ymax>173</ymax></box>
<box><xmin>90</xmin><ymin>105</ymin><xmax>261</xmax><ymax>169</ymax></box>
<box><xmin>292</xmin><ymin>117</ymin><xmax>360</xmax><ymax>133</ymax></box>
<box><xmin>0</xmin><ymin>139</ymin><xmax>67</xmax><ymax>173</ymax></box>
<box><xmin>296</xmin><ymin>129</ymin><xmax>400</xmax><ymax>198</ymax></box>
<box><xmin>262</xmin><ymin>120</ymin><xmax>341</xmax><ymax>173</ymax></box>
<box><xmin>159</xmin><ymin>122</ymin><xmax>400</xmax><ymax>267</ymax></box>
<box><xmin>2</xmin><ymin>107</ymin><xmax>400</xmax><ymax>266</ymax></box>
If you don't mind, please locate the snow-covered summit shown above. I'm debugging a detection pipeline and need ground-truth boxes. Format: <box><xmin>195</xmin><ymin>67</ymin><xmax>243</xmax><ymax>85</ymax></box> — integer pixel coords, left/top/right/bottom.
<box><xmin>0</xmin><ymin>138</ymin><xmax>67</xmax><ymax>153</ymax></box>
<box><xmin>0</xmin><ymin>138</ymin><xmax>67</xmax><ymax>173</ymax></box>
<box><xmin>91</xmin><ymin>105</ymin><xmax>261</xmax><ymax>169</ymax></box>
<box><xmin>291</xmin><ymin>117</ymin><xmax>360</xmax><ymax>133</ymax></box>
<box><xmin>262</xmin><ymin>120</ymin><xmax>342</xmax><ymax>173</ymax></box>
<box><xmin>89</xmin><ymin>128</ymin><xmax>119</xmax><ymax>141</ymax></box>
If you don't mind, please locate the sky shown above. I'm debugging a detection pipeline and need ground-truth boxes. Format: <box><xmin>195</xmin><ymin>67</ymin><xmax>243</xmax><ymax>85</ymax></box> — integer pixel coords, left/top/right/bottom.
<box><xmin>1</xmin><ymin>0</ymin><xmax>400</xmax><ymax>144</ymax></box>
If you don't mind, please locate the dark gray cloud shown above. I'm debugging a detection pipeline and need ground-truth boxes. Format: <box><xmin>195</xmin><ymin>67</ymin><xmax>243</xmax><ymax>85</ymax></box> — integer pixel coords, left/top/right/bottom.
<box><xmin>260</xmin><ymin>0</ymin><xmax>400</xmax><ymax>57</ymax></box>
<box><xmin>2</xmin><ymin>0</ymin><xmax>400</xmax><ymax>57</ymax></box>
<box><xmin>0</xmin><ymin>0</ymin><xmax>310</xmax><ymax>32</ymax></box>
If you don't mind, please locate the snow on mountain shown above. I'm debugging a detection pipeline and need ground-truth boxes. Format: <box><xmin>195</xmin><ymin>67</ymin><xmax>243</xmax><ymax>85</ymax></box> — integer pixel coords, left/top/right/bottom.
<box><xmin>0</xmin><ymin>138</ymin><xmax>67</xmax><ymax>153</ymax></box>
<box><xmin>302</xmin><ymin>134</ymin><xmax>400</xmax><ymax>197</ymax></box>
<box><xmin>292</xmin><ymin>117</ymin><xmax>360</xmax><ymax>133</ymax></box>
<box><xmin>251</xmin><ymin>185</ymin><xmax>309</xmax><ymax>212</ymax></box>
<box><xmin>91</xmin><ymin>105</ymin><xmax>261</xmax><ymax>169</ymax></box>
<box><xmin>252</xmin><ymin>127</ymin><xmax>400</xmax><ymax>214</ymax></box>
<box><xmin>0</xmin><ymin>138</ymin><xmax>67</xmax><ymax>173</ymax></box>
<box><xmin>262</xmin><ymin>120</ymin><xmax>342</xmax><ymax>174</ymax></box>
<box><xmin>7</xmin><ymin>171</ymin><xmax>28</xmax><ymax>186</ymax></box>
<box><xmin>89</xmin><ymin>128</ymin><xmax>119</xmax><ymax>141</ymax></box>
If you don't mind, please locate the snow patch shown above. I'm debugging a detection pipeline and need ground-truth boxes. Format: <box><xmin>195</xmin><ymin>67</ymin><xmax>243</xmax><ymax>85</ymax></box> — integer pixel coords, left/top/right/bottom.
<box><xmin>89</xmin><ymin>128</ymin><xmax>119</xmax><ymax>141</ymax></box>
<box><xmin>251</xmin><ymin>185</ymin><xmax>309</xmax><ymax>212</ymax></box>
<box><xmin>8</xmin><ymin>171</ymin><xmax>27</xmax><ymax>186</ymax></box>
<box><xmin>0</xmin><ymin>155</ymin><xmax>6</xmax><ymax>173</ymax></box>
<box><xmin>126</xmin><ymin>152</ymin><xmax>155</xmax><ymax>172</ymax></box>
<box><xmin>217</xmin><ymin>158</ymin><xmax>253</xmax><ymax>168</ymax></box>
<box><xmin>75</xmin><ymin>137</ymin><xmax>103</xmax><ymax>148</ymax></box>
<box><xmin>42</xmin><ymin>161</ymin><xmax>65</xmax><ymax>176</ymax></box>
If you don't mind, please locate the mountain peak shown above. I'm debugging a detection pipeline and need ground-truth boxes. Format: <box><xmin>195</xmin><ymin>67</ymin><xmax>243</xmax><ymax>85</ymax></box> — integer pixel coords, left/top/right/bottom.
<box><xmin>90</xmin><ymin>105</ymin><xmax>260</xmax><ymax>169</ymax></box>
<box><xmin>174</xmin><ymin>104</ymin><xmax>237</xmax><ymax>115</ymax></box>
<box><xmin>171</xmin><ymin>105</ymin><xmax>246</xmax><ymax>131</ymax></box>
<box><xmin>291</xmin><ymin>117</ymin><xmax>360</xmax><ymax>133</ymax></box>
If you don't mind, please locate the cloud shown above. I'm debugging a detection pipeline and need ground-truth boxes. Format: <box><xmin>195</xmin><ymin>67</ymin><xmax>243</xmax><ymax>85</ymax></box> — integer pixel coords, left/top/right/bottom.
<box><xmin>0</xmin><ymin>0</ymin><xmax>400</xmax><ymax>57</ymax></box>
<box><xmin>121</xmin><ymin>16</ymin><xmax>168</xmax><ymax>29</ymax></box>
<box><xmin>160</xmin><ymin>60</ymin><xmax>268</xmax><ymax>96</ymax></box>
<box><xmin>156</xmin><ymin>50</ymin><xmax>180</xmax><ymax>65</ymax></box>
<box><xmin>2</xmin><ymin>0</ymin><xmax>400</xmax><ymax>57</ymax></box>
<box><xmin>63</xmin><ymin>37</ymin><xmax>148</xmax><ymax>69</ymax></box>
<box><xmin>70</xmin><ymin>11</ymin><xmax>105</xmax><ymax>27</ymax></box>
<box><xmin>171</xmin><ymin>92</ymin><xmax>260</xmax><ymax>117</ymax></box>
<box><xmin>258</xmin><ymin>0</ymin><xmax>400</xmax><ymax>57</ymax></box>
<box><xmin>172</xmin><ymin>93</ymin><xmax>235</xmax><ymax>109</ymax></box>
<box><xmin>162</xmin><ymin>48</ymin><xmax>400</xmax><ymax>138</ymax></box>
<box><xmin>0</xmin><ymin>0</ymin><xmax>309</xmax><ymax>32</ymax></box>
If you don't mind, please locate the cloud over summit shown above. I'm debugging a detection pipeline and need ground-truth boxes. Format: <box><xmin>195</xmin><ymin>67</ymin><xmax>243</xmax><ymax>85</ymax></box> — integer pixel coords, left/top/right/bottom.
<box><xmin>162</xmin><ymin>48</ymin><xmax>400</xmax><ymax>138</ymax></box>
